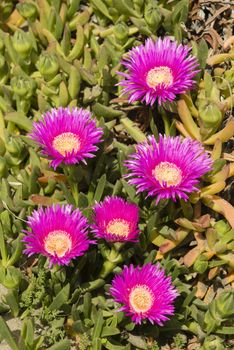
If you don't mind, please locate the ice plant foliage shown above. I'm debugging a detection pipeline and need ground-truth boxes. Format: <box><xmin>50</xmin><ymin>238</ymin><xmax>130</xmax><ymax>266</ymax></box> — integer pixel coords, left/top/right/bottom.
<box><xmin>125</xmin><ymin>135</ymin><xmax>212</xmax><ymax>202</ymax></box>
<box><xmin>30</xmin><ymin>107</ymin><xmax>103</xmax><ymax>169</ymax></box>
<box><xmin>91</xmin><ymin>196</ymin><xmax>139</xmax><ymax>242</ymax></box>
<box><xmin>23</xmin><ymin>205</ymin><xmax>93</xmax><ymax>266</ymax></box>
<box><xmin>118</xmin><ymin>37</ymin><xmax>199</xmax><ymax>105</ymax></box>
<box><xmin>110</xmin><ymin>263</ymin><xmax>178</xmax><ymax>325</ymax></box>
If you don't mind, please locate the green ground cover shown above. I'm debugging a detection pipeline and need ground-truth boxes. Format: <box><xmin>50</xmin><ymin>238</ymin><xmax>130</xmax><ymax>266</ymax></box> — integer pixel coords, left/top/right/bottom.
<box><xmin>0</xmin><ymin>1</ymin><xmax>234</xmax><ymax>349</ymax></box>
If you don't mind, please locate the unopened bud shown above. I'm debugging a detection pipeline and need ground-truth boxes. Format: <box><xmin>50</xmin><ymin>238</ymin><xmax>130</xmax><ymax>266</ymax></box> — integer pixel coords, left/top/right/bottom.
<box><xmin>194</xmin><ymin>255</ymin><xmax>208</xmax><ymax>274</ymax></box>
<box><xmin>144</xmin><ymin>3</ymin><xmax>161</xmax><ymax>30</ymax></box>
<box><xmin>11</xmin><ymin>75</ymin><xmax>36</xmax><ymax>98</ymax></box>
<box><xmin>202</xmin><ymin>335</ymin><xmax>225</xmax><ymax>350</ymax></box>
<box><xmin>16</xmin><ymin>2</ymin><xmax>38</xmax><ymax>21</ymax></box>
<box><xmin>1</xmin><ymin>266</ymin><xmax>22</xmax><ymax>289</ymax></box>
<box><xmin>224</xmin><ymin>67</ymin><xmax>234</xmax><ymax>84</ymax></box>
<box><xmin>199</xmin><ymin>101</ymin><xmax>222</xmax><ymax>130</ymax></box>
<box><xmin>12</xmin><ymin>30</ymin><xmax>33</xmax><ymax>58</ymax></box>
<box><xmin>214</xmin><ymin>220</ymin><xmax>230</xmax><ymax>235</ymax></box>
<box><xmin>0</xmin><ymin>1</ymin><xmax>13</xmax><ymax>21</ymax></box>
<box><xmin>6</xmin><ymin>137</ymin><xmax>25</xmax><ymax>157</ymax></box>
<box><xmin>133</xmin><ymin>0</ymin><xmax>144</xmax><ymax>11</ymax></box>
<box><xmin>36</xmin><ymin>52</ymin><xmax>59</xmax><ymax>81</ymax></box>
<box><xmin>114</xmin><ymin>22</ymin><xmax>129</xmax><ymax>42</ymax></box>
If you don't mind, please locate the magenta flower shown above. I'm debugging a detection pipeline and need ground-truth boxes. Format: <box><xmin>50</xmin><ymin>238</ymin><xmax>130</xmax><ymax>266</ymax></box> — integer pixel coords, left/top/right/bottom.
<box><xmin>110</xmin><ymin>263</ymin><xmax>178</xmax><ymax>325</ymax></box>
<box><xmin>91</xmin><ymin>196</ymin><xmax>139</xmax><ymax>242</ymax></box>
<box><xmin>22</xmin><ymin>205</ymin><xmax>93</xmax><ymax>266</ymax></box>
<box><xmin>30</xmin><ymin>107</ymin><xmax>103</xmax><ymax>169</ymax></box>
<box><xmin>118</xmin><ymin>37</ymin><xmax>199</xmax><ymax>105</ymax></box>
<box><xmin>125</xmin><ymin>135</ymin><xmax>212</xmax><ymax>203</ymax></box>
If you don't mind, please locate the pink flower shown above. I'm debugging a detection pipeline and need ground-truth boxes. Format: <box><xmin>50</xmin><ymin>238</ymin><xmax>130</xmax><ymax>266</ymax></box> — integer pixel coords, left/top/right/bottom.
<box><xmin>118</xmin><ymin>37</ymin><xmax>199</xmax><ymax>105</ymax></box>
<box><xmin>125</xmin><ymin>135</ymin><xmax>212</xmax><ymax>203</ymax></box>
<box><xmin>110</xmin><ymin>263</ymin><xmax>178</xmax><ymax>325</ymax></box>
<box><xmin>30</xmin><ymin>107</ymin><xmax>103</xmax><ymax>169</ymax></box>
<box><xmin>22</xmin><ymin>205</ymin><xmax>94</xmax><ymax>266</ymax></box>
<box><xmin>91</xmin><ymin>196</ymin><xmax>139</xmax><ymax>242</ymax></box>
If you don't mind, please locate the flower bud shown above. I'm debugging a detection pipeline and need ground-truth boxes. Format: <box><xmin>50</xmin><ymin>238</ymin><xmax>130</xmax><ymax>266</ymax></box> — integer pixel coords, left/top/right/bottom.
<box><xmin>224</xmin><ymin>67</ymin><xmax>234</xmax><ymax>84</ymax></box>
<box><xmin>199</xmin><ymin>101</ymin><xmax>222</xmax><ymax>131</ymax></box>
<box><xmin>108</xmin><ymin>7</ymin><xmax>119</xmax><ymax>19</ymax></box>
<box><xmin>214</xmin><ymin>220</ymin><xmax>230</xmax><ymax>236</ymax></box>
<box><xmin>0</xmin><ymin>1</ymin><xmax>13</xmax><ymax>21</ymax></box>
<box><xmin>114</xmin><ymin>22</ymin><xmax>129</xmax><ymax>42</ymax></box>
<box><xmin>12</xmin><ymin>30</ymin><xmax>33</xmax><ymax>59</ymax></box>
<box><xmin>144</xmin><ymin>3</ymin><xmax>161</xmax><ymax>31</ymax></box>
<box><xmin>133</xmin><ymin>0</ymin><xmax>144</xmax><ymax>12</ymax></box>
<box><xmin>36</xmin><ymin>52</ymin><xmax>59</xmax><ymax>81</ymax></box>
<box><xmin>6</xmin><ymin>137</ymin><xmax>25</xmax><ymax>157</ymax></box>
<box><xmin>0</xmin><ymin>266</ymin><xmax>22</xmax><ymax>289</ymax></box>
<box><xmin>11</xmin><ymin>75</ymin><xmax>36</xmax><ymax>98</ymax></box>
<box><xmin>16</xmin><ymin>2</ymin><xmax>38</xmax><ymax>21</ymax></box>
<box><xmin>201</xmin><ymin>335</ymin><xmax>225</xmax><ymax>350</ymax></box>
<box><xmin>194</xmin><ymin>255</ymin><xmax>208</xmax><ymax>274</ymax></box>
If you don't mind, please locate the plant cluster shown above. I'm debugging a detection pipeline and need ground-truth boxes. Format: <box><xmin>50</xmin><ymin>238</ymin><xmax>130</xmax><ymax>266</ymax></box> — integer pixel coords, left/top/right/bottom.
<box><xmin>0</xmin><ymin>1</ymin><xmax>234</xmax><ymax>350</ymax></box>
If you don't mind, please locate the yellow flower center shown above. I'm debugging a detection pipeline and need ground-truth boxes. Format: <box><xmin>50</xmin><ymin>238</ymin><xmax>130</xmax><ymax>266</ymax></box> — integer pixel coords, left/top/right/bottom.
<box><xmin>129</xmin><ymin>285</ymin><xmax>154</xmax><ymax>313</ymax></box>
<box><xmin>106</xmin><ymin>219</ymin><xmax>130</xmax><ymax>237</ymax></box>
<box><xmin>52</xmin><ymin>132</ymin><xmax>80</xmax><ymax>156</ymax></box>
<box><xmin>153</xmin><ymin>161</ymin><xmax>182</xmax><ymax>186</ymax></box>
<box><xmin>146</xmin><ymin>66</ymin><xmax>173</xmax><ymax>89</ymax></box>
<box><xmin>44</xmin><ymin>230</ymin><xmax>72</xmax><ymax>257</ymax></box>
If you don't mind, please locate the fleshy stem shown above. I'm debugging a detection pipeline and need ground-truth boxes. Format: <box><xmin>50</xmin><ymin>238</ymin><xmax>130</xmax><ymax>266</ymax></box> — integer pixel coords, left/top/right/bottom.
<box><xmin>99</xmin><ymin>242</ymin><xmax>125</xmax><ymax>278</ymax></box>
<box><xmin>161</xmin><ymin>110</ymin><xmax>171</xmax><ymax>136</ymax></box>
<box><xmin>63</xmin><ymin>165</ymin><xmax>79</xmax><ymax>206</ymax></box>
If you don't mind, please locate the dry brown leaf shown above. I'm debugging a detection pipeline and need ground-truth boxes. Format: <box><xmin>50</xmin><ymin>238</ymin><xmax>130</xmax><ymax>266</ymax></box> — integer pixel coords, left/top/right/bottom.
<box><xmin>202</xmin><ymin>195</ymin><xmax>234</xmax><ymax>228</ymax></box>
<box><xmin>208</xmin><ymin>267</ymin><xmax>220</xmax><ymax>280</ymax></box>
<box><xmin>197</xmin><ymin>214</ymin><xmax>211</xmax><ymax>228</ymax></box>
<box><xmin>195</xmin><ymin>280</ymin><xmax>208</xmax><ymax>298</ymax></box>
<box><xmin>223</xmin><ymin>36</ymin><xmax>234</xmax><ymax>49</ymax></box>
<box><xmin>183</xmin><ymin>247</ymin><xmax>203</xmax><ymax>267</ymax></box>
<box><xmin>6</xmin><ymin>9</ymin><xmax>25</xmax><ymax>28</ymax></box>
<box><xmin>30</xmin><ymin>194</ymin><xmax>59</xmax><ymax>206</ymax></box>
<box><xmin>202</xmin><ymin>29</ymin><xmax>222</xmax><ymax>50</ymax></box>
<box><xmin>159</xmin><ymin>239</ymin><xmax>177</xmax><ymax>254</ymax></box>
<box><xmin>223</xmin><ymin>271</ymin><xmax>234</xmax><ymax>285</ymax></box>
<box><xmin>38</xmin><ymin>170</ymin><xmax>67</xmax><ymax>184</ymax></box>
<box><xmin>204</xmin><ymin>286</ymin><xmax>216</xmax><ymax>304</ymax></box>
